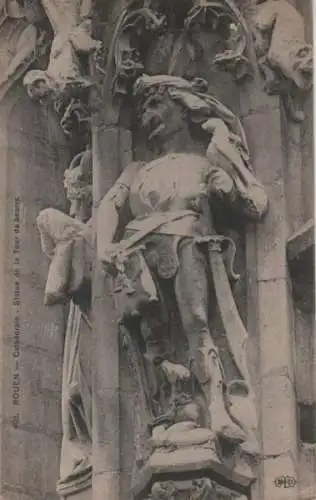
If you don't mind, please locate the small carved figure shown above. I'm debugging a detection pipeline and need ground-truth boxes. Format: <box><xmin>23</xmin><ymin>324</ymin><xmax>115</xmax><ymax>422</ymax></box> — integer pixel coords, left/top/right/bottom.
<box><xmin>97</xmin><ymin>75</ymin><xmax>268</xmax><ymax>459</ymax></box>
<box><xmin>253</xmin><ymin>0</ymin><xmax>313</xmax><ymax>121</ymax></box>
<box><xmin>109</xmin><ymin>1</ymin><xmax>166</xmax><ymax>95</ymax></box>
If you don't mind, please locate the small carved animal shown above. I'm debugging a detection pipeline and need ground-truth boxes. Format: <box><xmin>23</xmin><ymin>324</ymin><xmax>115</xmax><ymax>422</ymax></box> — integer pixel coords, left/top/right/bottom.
<box><xmin>254</xmin><ymin>0</ymin><xmax>312</xmax><ymax>89</ymax></box>
<box><xmin>254</xmin><ymin>0</ymin><xmax>312</xmax><ymax>121</ymax></box>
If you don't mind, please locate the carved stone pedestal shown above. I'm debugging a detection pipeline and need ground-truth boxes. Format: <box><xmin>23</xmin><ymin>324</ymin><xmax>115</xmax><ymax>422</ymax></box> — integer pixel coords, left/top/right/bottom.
<box><xmin>132</xmin><ymin>446</ymin><xmax>254</xmax><ymax>500</ymax></box>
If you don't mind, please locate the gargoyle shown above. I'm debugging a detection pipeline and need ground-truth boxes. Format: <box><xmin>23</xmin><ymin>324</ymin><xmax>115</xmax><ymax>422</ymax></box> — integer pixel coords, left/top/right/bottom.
<box><xmin>253</xmin><ymin>0</ymin><xmax>312</xmax><ymax>121</ymax></box>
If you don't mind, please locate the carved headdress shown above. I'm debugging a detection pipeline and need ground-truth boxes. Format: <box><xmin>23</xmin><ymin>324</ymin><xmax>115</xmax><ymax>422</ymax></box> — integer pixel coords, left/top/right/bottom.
<box><xmin>133</xmin><ymin>74</ymin><xmax>251</xmax><ymax>166</ymax></box>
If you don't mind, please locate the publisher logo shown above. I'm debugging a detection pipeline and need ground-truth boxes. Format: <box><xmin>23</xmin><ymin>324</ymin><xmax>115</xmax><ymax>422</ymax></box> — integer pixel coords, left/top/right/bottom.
<box><xmin>274</xmin><ymin>475</ymin><xmax>297</xmax><ymax>488</ymax></box>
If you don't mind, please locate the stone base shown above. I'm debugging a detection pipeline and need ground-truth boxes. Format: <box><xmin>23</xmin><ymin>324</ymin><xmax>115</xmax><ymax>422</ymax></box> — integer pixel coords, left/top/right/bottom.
<box><xmin>63</xmin><ymin>486</ymin><xmax>92</xmax><ymax>500</ymax></box>
<box><xmin>132</xmin><ymin>446</ymin><xmax>255</xmax><ymax>500</ymax></box>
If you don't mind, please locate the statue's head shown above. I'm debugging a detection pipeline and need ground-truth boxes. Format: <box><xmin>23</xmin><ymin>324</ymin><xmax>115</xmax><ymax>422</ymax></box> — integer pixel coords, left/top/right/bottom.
<box><xmin>133</xmin><ymin>74</ymin><xmax>247</xmax><ymax>149</ymax></box>
<box><xmin>64</xmin><ymin>150</ymin><xmax>92</xmax><ymax>222</ymax></box>
<box><xmin>133</xmin><ymin>75</ymin><xmax>204</xmax><ymax>144</ymax></box>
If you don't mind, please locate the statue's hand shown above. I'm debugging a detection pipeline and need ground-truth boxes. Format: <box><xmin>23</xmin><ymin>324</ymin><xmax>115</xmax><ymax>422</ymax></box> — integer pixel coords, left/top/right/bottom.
<box><xmin>201</xmin><ymin>118</ymin><xmax>224</xmax><ymax>134</ymax></box>
<box><xmin>207</xmin><ymin>168</ymin><xmax>235</xmax><ymax>198</ymax></box>
<box><xmin>99</xmin><ymin>244</ymin><xmax>119</xmax><ymax>275</ymax></box>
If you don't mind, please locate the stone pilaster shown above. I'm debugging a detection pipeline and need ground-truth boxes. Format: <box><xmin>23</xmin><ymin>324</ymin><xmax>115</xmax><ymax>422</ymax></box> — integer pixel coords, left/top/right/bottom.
<box><xmin>90</xmin><ymin>106</ymin><xmax>122</xmax><ymax>500</ymax></box>
<box><xmin>241</xmin><ymin>81</ymin><xmax>299</xmax><ymax>499</ymax></box>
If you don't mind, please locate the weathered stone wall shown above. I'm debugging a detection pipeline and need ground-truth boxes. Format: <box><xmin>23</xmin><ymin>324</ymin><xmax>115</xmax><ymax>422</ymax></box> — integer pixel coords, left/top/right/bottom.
<box><xmin>0</xmin><ymin>84</ymin><xmax>71</xmax><ymax>499</ymax></box>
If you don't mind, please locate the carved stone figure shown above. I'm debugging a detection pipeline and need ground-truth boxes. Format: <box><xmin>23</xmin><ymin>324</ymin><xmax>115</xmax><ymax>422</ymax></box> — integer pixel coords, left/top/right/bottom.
<box><xmin>109</xmin><ymin>1</ymin><xmax>166</xmax><ymax>96</ymax></box>
<box><xmin>37</xmin><ymin>149</ymin><xmax>93</xmax><ymax>496</ymax></box>
<box><xmin>23</xmin><ymin>0</ymin><xmax>101</xmax><ymax>132</ymax></box>
<box><xmin>97</xmin><ymin>75</ymin><xmax>268</xmax><ymax>476</ymax></box>
<box><xmin>253</xmin><ymin>0</ymin><xmax>313</xmax><ymax>121</ymax></box>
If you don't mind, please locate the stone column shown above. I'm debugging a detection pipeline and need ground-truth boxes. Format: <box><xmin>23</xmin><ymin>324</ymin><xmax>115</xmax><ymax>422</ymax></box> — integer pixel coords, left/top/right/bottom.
<box><xmin>90</xmin><ymin>101</ymin><xmax>122</xmax><ymax>499</ymax></box>
<box><xmin>240</xmin><ymin>76</ymin><xmax>299</xmax><ymax>500</ymax></box>
<box><xmin>0</xmin><ymin>85</ymin><xmax>71</xmax><ymax>499</ymax></box>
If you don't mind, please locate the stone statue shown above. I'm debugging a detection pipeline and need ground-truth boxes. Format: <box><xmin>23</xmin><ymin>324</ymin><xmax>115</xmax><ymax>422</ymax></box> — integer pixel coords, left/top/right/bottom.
<box><xmin>23</xmin><ymin>0</ymin><xmax>101</xmax><ymax>133</ymax></box>
<box><xmin>253</xmin><ymin>0</ymin><xmax>313</xmax><ymax>122</ymax></box>
<box><xmin>37</xmin><ymin>149</ymin><xmax>93</xmax><ymax>496</ymax></box>
<box><xmin>97</xmin><ymin>75</ymin><xmax>268</xmax><ymax>470</ymax></box>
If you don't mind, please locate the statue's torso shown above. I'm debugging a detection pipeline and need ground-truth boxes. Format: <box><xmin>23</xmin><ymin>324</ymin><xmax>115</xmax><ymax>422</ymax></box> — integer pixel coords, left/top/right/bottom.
<box><xmin>129</xmin><ymin>153</ymin><xmax>210</xmax><ymax>217</ymax></box>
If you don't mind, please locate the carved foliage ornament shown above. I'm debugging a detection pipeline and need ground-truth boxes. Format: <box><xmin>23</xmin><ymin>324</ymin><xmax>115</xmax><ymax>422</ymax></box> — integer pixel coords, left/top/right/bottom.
<box><xmin>146</xmin><ymin>479</ymin><xmax>249</xmax><ymax>499</ymax></box>
<box><xmin>147</xmin><ymin>479</ymin><xmax>215</xmax><ymax>500</ymax></box>
<box><xmin>109</xmin><ymin>0</ymin><xmax>251</xmax><ymax>96</ymax></box>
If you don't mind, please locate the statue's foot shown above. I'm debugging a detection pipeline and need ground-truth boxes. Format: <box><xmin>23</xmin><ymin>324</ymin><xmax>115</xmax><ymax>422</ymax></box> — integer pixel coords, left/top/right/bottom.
<box><xmin>239</xmin><ymin>432</ymin><xmax>260</xmax><ymax>456</ymax></box>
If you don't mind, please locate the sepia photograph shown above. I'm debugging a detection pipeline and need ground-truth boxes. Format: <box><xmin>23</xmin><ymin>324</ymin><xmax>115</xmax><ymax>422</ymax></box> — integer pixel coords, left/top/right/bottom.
<box><xmin>0</xmin><ymin>0</ymin><xmax>314</xmax><ymax>499</ymax></box>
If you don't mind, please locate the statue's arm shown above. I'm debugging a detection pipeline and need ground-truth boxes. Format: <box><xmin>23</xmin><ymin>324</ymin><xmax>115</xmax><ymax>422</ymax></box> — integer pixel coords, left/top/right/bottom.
<box><xmin>97</xmin><ymin>161</ymin><xmax>143</xmax><ymax>263</ymax></box>
<box><xmin>232</xmin><ymin>169</ymin><xmax>268</xmax><ymax>221</ymax></box>
<box><xmin>208</xmin><ymin>167</ymin><xmax>268</xmax><ymax>222</ymax></box>
<box><xmin>203</xmin><ymin>119</ymin><xmax>268</xmax><ymax>222</ymax></box>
